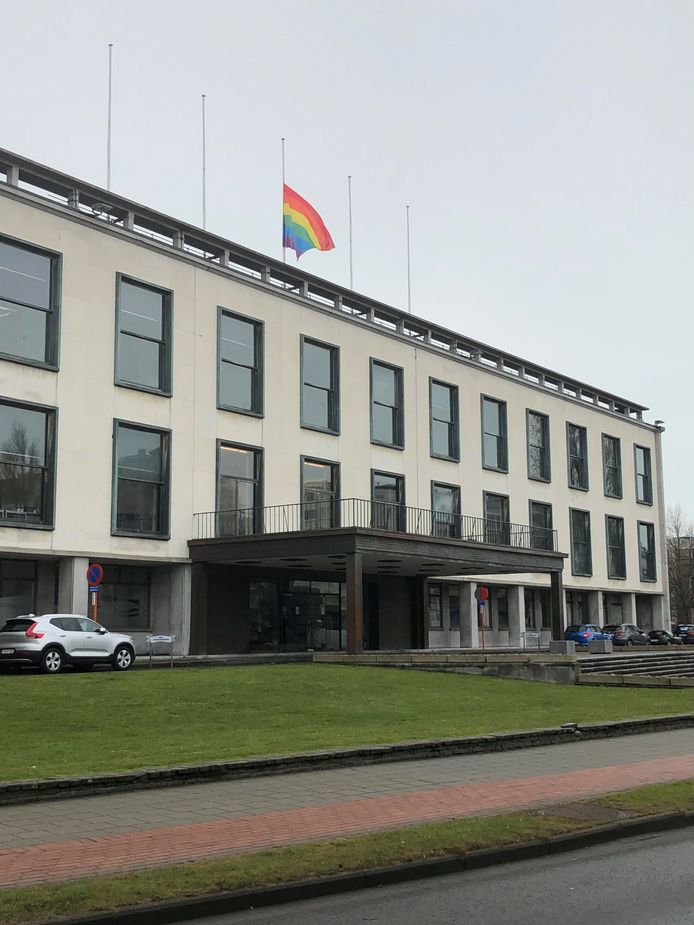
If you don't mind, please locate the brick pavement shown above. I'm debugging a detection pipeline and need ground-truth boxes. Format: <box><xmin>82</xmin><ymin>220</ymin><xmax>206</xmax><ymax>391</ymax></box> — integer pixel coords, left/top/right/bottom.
<box><xmin>1</xmin><ymin>729</ymin><xmax>692</xmax><ymax>888</ymax></box>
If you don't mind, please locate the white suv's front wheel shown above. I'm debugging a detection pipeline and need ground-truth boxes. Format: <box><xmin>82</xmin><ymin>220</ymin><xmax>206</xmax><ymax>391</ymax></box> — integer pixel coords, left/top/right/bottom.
<box><xmin>112</xmin><ymin>645</ymin><xmax>134</xmax><ymax>672</ymax></box>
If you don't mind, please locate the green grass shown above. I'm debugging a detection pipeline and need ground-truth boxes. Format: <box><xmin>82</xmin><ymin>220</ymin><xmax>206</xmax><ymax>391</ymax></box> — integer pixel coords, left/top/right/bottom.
<box><xmin>599</xmin><ymin>778</ymin><xmax>694</xmax><ymax>815</ymax></box>
<box><xmin>1</xmin><ymin>664</ymin><xmax>692</xmax><ymax>781</ymax></box>
<box><xmin>0</xmin><ymin>811</ymin><xmax>586</xmax><ymax>925</ymax></box>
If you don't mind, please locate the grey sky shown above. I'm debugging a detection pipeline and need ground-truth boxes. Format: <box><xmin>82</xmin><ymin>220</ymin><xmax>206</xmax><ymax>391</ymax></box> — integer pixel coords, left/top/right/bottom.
<box><xmin>3</xmin><ymin>0</ymin><xmax>692</xmax><ymax>510</ymax></box>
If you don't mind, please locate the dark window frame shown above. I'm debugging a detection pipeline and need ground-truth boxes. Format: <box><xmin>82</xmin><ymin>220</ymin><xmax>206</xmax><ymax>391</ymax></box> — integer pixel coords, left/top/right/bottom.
<box><xmin>483</xmin><ymin>491</ymin><xmax>511</xmax><ymax>545</ymax></box>
<box><xmin>0</xmin><ymin>232</ymin><xmax>61</xmax><ymax>371</ymax></box>
<box><xmin>569</xmin><ymin>507</ymin><xmax>592</xmax><ymax>577</ymax></box>
<box><xmin>637</xmin><ymin>520</ymin><xmax>657</xmax><ymax>582</ymax></box>
<box><xmin>429</xmin><ymin>378</ymin><xmax>460</xmax><ymax>462</ymax></box>
<box><xmin>430</xmin><ymin>480</ymin><xmax>461</xmax><ymax>539</ymax></box>
<box><xmin>300</xmin><ymin>455</ymin><xmax>341</xmax><ymax>528</ymax></box>
<box><xmin>369</xmin><ymin>359</ymin><xmax>404</xmax><ymax>449</ymax></box>
<box><xmin>567</xmin><ymin>422</ymin><xmax>589</xmax><ymax>491</ymax></box>
<box><xmin>216</xmin><ymin>440</ymin><xmax>264</xmax><ymax>535</ymax></box>
<box><xmin>217</xmin><ymin>307</ymin><xmax>264</xmax><ymax>417</ymax></box>
<box><xmin>528</xmin><ymin>499</ymin><xmax>553</xmax><ymax>550</ymax></box>
<box><xmin>0</xmin><ymin>396</ymin><xmax>57</xmax><ymax>531</ymax></box>
<box><xmin>526</xmin><ymin>409</ymin><xmax>551</xmax><ymax>482</ymax></box>
<box><xmin>634</xmin><ymin>444</ymin><xmax>653</xmax><ymax>505</ymax></box>
<box><xmin>300</xmin><ymin>336</ymin><xmax>340</xmax><ymax>435</ymax></box>
<box><xmin>481</xmin><ymin>395</ymin><xmax>508</xmax><ymax>473</ymax></box>
<box><xmin>111</xmin><ymin>419</ymin><xmax>171</xmax><ymax>540</ymax></box>
<box><xmin>114</xmin><ymin>273</ymin><xmax>173</xmax><ymax>396</ymax></box>
<box><xmin>605</xmin><ymin>514</ymin><xmax>627</xmax><ymax>580</ymax></box>
<box><xmin>601</xmin><ymin>433</ymin><xmax>623</xmax><ymax>499</ymax></box>
<box><xmin>370</xmin><ymin>468</ymin><xmax>406</xmax><ymax>532</ymax></box>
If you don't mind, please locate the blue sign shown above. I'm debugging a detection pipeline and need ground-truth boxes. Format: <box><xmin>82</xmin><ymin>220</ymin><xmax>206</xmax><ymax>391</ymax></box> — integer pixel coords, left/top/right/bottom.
<box><xmin>88</xmin><ymin>585</ymin><xmax>101</xmax><ymax>594</ymax></box>
<box><xmin>86</xmin><ymin>564</ymin><xmax>103</xmax><ymax>586</ymax></box>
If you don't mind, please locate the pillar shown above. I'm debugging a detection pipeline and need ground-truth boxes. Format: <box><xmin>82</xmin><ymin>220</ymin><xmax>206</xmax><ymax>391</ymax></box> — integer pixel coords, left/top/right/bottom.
<box><xmin>550</xmin><ymin>571</ymin><xmax>565</xmax><ymax>639</ymax></box>
<box><xmin>411</xmin><ymin>576</ymin><xmax>428</xmax><ymax>650</ymax></box>
<box><xmin>346</xmin><ymin>553</ymin><xmax>364</xmax><ymax>655</ymax></box>
<box><xmin>57</xmin><ymin>557</ymin><xmax>89</xmax><ymax>616</ymax></box>
<box><xmin>652</xmin><ymin>595</ymin><xmax>667</xmax><ymax>631</ymax></box>
<box><xmin>189</xmin><ymin>563</ymin><xmax>209</xmax><ymax>655</ymax></box>
<box><xmin>621</xmin><ymin>592</ymin><xmax>636</xmax><ymax>623</ymax></box>
<box><xmin>508</xmin><ymin>585</ymin><xmax>526</xmax><ymax>648</ymax></box>
<box><xmin>587</xmin><ymin>590</ymin><xmax>604</xmax><ymax>626</ymax></box>
<box><xmin>151</xmin><ymin>564</ymin><xmax>192</xmax><ymax>655</ymax></box>
<box><xmin>36</xmin><ymin>560</ymin><xmax>58</xmax><ymax>613</ymax></box>
<box><xmin>459</xmin><ymin>581</ymin><xmax>479</xmax><ymax>649</ymax></box>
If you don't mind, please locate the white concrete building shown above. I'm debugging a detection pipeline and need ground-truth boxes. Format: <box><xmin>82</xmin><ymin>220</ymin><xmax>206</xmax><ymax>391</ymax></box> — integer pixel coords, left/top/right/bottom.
<box><xmin>0</xmin><ymin>148</ymin><xmax>668</xmax><ymax>654</ymax></box>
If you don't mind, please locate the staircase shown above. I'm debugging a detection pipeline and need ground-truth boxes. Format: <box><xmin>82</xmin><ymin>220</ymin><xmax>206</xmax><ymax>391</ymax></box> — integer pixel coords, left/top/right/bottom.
<box><xmin>579</xmin><ymin>649</ymin><xmax>694</xmax><ymax>680</ymax></box>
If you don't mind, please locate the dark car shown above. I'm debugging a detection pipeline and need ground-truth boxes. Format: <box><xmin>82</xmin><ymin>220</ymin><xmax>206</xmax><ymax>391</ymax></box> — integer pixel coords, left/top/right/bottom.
<box><xmin>648</xmin><ymin>630</ymin><xmax>683</xmax><ymax>646</ymax></box>
<box><xmin>675</xmin><ymin>624</ymin><xmax>694</xmax><ymax>645</ymax></box>
<box><xmin>602</xmin><ymin>623</ymin><xmax>650</xmax><ymax>646</ymax></box>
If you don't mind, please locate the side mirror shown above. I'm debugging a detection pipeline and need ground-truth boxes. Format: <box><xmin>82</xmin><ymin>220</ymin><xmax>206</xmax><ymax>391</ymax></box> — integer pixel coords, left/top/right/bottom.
<box><xmin>98</xmin><ymin>627</ymin><xmax>108</xmax><ymax>634</ymax></box>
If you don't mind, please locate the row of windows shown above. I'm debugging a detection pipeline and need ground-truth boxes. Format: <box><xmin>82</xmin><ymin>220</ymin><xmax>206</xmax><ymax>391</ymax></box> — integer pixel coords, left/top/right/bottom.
<box><xmin>1</xmin><ymin>235</ymin><xmax>655</xmax><ymax>506</ymax></box>
<box><xmin>569</xmin><ymin>509</ymin><xmax>656</xmax><ymax>581</ymax></box>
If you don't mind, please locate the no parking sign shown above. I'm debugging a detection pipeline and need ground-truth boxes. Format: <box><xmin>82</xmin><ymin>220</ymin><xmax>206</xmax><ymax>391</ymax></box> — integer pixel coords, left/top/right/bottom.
<box><xmin>86</xmin><ymin>563</ymin><xmax>104</xmax><ymax>620</ymax></box>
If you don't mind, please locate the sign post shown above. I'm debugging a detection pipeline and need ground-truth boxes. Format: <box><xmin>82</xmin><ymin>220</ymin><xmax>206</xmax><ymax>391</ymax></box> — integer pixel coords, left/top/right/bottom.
<box><xmin>86</xmin><ymin>563</ymin><xmax>104</xmax><ymax>624</ymax></box>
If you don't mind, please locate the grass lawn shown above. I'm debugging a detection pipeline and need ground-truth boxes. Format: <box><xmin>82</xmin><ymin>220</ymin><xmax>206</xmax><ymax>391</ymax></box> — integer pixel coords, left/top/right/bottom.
<box><xmin>1</xmin><ymin>664</ymin><xmax>692</xmax><ymax>781</ymax></box>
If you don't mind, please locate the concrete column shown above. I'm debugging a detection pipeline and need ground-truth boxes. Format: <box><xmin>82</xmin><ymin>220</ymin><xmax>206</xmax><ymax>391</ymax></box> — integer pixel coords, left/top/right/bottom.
<box><xmin>189</xmin><ymin>563</ymin><xmax>209</xmax><ymax>655</ymax></box>
<box><xmin>411</xmin><ymin>577</ymin><xmax>428</xmax><ymax>649</ymax></box>
<box><xmin>587</xmin><ymin>590</ymin><xmax>605</xmax><ymax>626</ymax></box>
<box><xmin>550</xmin><ymin>571</ymin><xmax>565</xmax><ymax>639</ymax></box>
<box><xmin>508</xmin><ymin>585</ymin><xmax>526</xmax><ymax>647</ymax></box>
<box><xmin>345</xmin><ymin>553</ymin><xmax>364</xmax><ymax>655</ymax></box>
<box><xmin>36</xmin><ymin>560</ymin><xmax>58</xmax><ymax>614</ymax></box>
<box><xmin>458</xmin><ymin>582</ymin><xmax>479</xmax><ymax>649</ymax></box>
<box><xmin>652</xmin><ymin>595</ymin><xmax>667</xmax><ymax>631</ymax></box>
<box><xmin>622</xmin><ymin>592</ymin><xmax>637</xmax><ymax>623</ymax></box>
<box><xmin>57</xmin><ymin>557</ymin><xmax>89</xmax><ymax>616</ymax></box>
<box><xmin>151</xmin><ymin>564</ymin><xmax>192</xmax><ymax>655</ymax></box>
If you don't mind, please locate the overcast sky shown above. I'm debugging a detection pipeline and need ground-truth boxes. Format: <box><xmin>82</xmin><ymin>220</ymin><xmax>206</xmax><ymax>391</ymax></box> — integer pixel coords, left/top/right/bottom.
<box><xmin>3</xmin><ymin>0</ymin><xmax>693</xmax><ymax>512</ymax></box>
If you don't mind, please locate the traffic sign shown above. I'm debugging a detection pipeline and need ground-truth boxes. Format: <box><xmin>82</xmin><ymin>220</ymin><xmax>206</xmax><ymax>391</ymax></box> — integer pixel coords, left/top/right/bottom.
<box><xmin>87</xmin><ymin>563</ymin><xmax>103</xmax><ymax>586</ymax></box>
<box><xmin>474</xmin><ymin>586</ymin><xmax>489</xmax><ymax>601</ymax></box>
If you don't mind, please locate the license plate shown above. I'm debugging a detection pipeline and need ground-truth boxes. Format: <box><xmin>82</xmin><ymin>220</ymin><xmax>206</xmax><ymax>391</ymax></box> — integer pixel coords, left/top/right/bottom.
<box><xmin>1</xmin><ymin>649</ymin><xmax>14</xmax><ymax>655</ymax></box>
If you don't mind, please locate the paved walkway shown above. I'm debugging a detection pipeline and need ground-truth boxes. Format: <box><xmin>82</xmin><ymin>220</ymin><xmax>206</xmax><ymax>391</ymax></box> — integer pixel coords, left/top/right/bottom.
<box><xmin>1</xmin><ymin>729</ymin><xmax>693</xmax><ymax>888</ymax></box>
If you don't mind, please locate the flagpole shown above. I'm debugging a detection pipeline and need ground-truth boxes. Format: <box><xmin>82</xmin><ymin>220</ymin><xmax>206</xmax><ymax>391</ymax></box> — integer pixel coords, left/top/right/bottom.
<box><xmin>347</xmin><ymin>175</ymin><xmax>354</xmax><ymax>289</ymax></box>
<box><xmin>281</xmin><ymin>137</ymin><xmax>287</xmax><ymax>263</ymax></box>
<box><xmin>201</xmin><ymin>94</ymin><xmax>207</xmax><ymax>230</ymax></box>
<box><xmin>106</xmin><ymin>43</ymin><xmax>113</xmax><ymax>190</ymax></box>
<box><xmin>406</xmin><ymin>204</ymin><xmax>412</xmax><ymax>313</ymax></box>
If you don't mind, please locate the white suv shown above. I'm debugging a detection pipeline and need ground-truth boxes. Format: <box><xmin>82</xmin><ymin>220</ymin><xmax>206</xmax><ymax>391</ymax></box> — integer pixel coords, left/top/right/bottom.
<box><xmin>0</xmin><ymin>614</ymin><xmax>135</xmax><ymax>674</ymax></box>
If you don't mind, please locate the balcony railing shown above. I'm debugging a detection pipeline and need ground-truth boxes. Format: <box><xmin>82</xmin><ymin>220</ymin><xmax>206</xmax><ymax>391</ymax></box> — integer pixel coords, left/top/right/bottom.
<box><xmin>192</xmin><ymin>498</ymin><xmax>558</xmax><ymax>552</ymax></box>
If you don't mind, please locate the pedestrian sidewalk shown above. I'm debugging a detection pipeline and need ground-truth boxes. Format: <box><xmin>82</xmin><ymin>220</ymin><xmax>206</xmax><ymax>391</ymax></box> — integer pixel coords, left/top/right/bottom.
<box><xmin>1</xmin><ymin>729</ymin><xmax>693</xmax><ymax>888</ymax></box>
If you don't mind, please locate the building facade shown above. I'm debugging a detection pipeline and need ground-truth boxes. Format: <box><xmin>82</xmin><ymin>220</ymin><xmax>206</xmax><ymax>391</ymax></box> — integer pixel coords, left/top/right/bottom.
<box><xmin>0</xmin><ymin>148</ymin><xmax>669</xmax><ymax>654</ymax></box>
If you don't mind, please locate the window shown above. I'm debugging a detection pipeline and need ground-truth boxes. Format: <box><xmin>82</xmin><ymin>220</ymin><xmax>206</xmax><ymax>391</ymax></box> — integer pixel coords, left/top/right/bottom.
<box><xmin>302</xmin><ymin>458</ymin><xmax>339</xmax><ymax>529</ymax></box>
<box><xmin>97</xmin><ymin>565</ymin><xmax>151</xmax><ymax>631</ymax></box>
<box><xmin>570</xmin><ymin>508</ymin><xmax>592</xmax><ymax>576</ymax></box>
<box><xmin>371</xmin><ymin>471</ymin><xmax>405</xmax><ymax>531</ymax></box>
<box><xmin>635</xmin><ymin>445</ymin><xmax>653</xmax><ymax>504</ymax></box>
<box><xmin>113</xmin><ymin>422</ymin><xmax>170</xmax><ymax>537</ymax></box>
<box><xmin>567</xmin><ymin>423</ymin><xmax>588</xmax><ymax>490</ymax></box>
<box><xmin>0</xmin><ymin>559</ymin><xmax>38</xmax><ymax>622</ymax></box>
<box><xmin>431</xmin><ymin>482</ymin><xmax>461</xmax><ymax>538</ymax></box>
<box><xmin>217</xmin><ymin>443</ymin><xmax>263</xmax><ymax>536</ymax></box>
<box><xmin>606</xmin><ymin>515</ymin><xmax>626</xmax><ymax>579</ymax></box>
<box><xmin>484</xmin><ymin>492</ymin><xmax>510</xmax><ymax>545</ymax></box>
<box><xmin>602</xmin><ymin>434</ymin><xmax>622</xmax><ymax>498</ymax></box>
<box><xmin>428</xmin><ymin>583</ymin><xmax>443</xmax><ymax>629</ymax></box>
<box><xmin>449</xmin><ymin>585</ymin><xmax>460</xmax><ymax>629</ymax></box>
<box><xmin>638</xmin><ymin>521</ymin><xmax>656</xmax><ymax>581</ymax></box>
<box><xmin>301</xmin><ymin>338</ymin><xmax>339</xmax><ymax>433</ymax></box>
<box><xmin>529</xmin><ymin>501</ymin><xmax>553</xmax><ymax>550</ymax></box>
<box><xmin>370</xmin><ymin>360</ymin><xmax>404</xmax><ymax>447</ymax></box>
<box><xmin>0</xmin><ymin>399</ymin><xmax>56</xmax><ymax>528</ymax></box>
<box><xmin>218</xmin><ymin>309</ymin><xmax>263</xmax><ymax>415</ymax></box>
<box><xmin>481</xmin><ymin>397</ymin><xmax>507</xmax><ymax>471</ymax></box>
<box><xmin>527</xmin><ymin>411</ymin><xmax>550</xmax><ymax>481</ymax></box>
<box><xmin>430</xmin><ymin>380</ymin><xmax>459</xmax><ymax>460</ymax></box>
<box><xmin>0</xmin><ymin>235</ymin><xmax>59</xmax><ymax>367</ymax></box>
<box><xmin>116</xmin><ymin>276</ymin><xmax>172</xmax><ymax>393</ymax></box>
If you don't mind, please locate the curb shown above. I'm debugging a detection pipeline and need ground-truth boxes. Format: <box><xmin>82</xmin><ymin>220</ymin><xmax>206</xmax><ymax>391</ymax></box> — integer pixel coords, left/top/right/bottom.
<box><xmin>40</xmin><ymin>809</ymin><xmax>694</xmax><ymax>925</ymax></box>
<box><xmin>2</xmin><ymin>713</ymin><xmax>694</xmax><ymax>806</ymax></box>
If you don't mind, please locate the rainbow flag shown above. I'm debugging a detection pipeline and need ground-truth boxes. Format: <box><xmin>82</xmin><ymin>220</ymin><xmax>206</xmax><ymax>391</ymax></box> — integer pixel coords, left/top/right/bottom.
<box><xmin>283</xmin><ymin>184</ymin><xmax>335</xmax><ymax>259</ymax></box>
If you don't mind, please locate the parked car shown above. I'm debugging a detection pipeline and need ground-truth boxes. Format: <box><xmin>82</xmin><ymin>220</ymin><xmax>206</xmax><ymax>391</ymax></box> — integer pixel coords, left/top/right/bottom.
<box><xmin>564</xmin><ymin>624</ymin><xmax>612</xmax><ymax>646</ymax></box>
<box><xmin>0</xmin><ymin>615</ymin><xmax>135</xmax><ymax>674</ymax></box>
<box><xmin>675</xmin><ymin>624</ymin><xmax>694</xmax><ymax>645</ymax></box>
<box><xmin>602</xmin><ymin>623</ymin><xmax>650</xmax><ymax>646</ymax></box>
<box><xmin>647</xmin><ymin>630</ymin><xmax>683</xmax><ymax>646</ymax></box>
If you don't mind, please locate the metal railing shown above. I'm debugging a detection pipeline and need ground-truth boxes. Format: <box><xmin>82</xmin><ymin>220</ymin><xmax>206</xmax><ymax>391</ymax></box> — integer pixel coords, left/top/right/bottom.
<box><xmin>192</xmin><ymin>498</ymin><xmax>558</xmax><ymax>551</ymax></box>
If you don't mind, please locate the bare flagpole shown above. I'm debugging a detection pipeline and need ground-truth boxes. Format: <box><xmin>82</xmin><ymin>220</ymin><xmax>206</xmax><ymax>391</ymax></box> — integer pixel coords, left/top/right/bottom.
<box><xmin>348</xmin><ymin>175</ymin><xmax>354</xmax><ymax>289</ymax></box>
<box><xmin>281</xmin><ymin>137</ymin><xmax>287</xmax><ymax>263</ymax></box>
<box><xmin>106</xmin><ymin>43</ymin><xmax>114</xmax><ymax>190</ymax></box>
<box><xmin>406</xmin><ymin>204</ymin><xmax>412</xmax><ymax>313</ymax></box>
<box><xmin>201</xmin><ymin>94</ymin><xmax>207</xmax><ymax>229</ymax></box>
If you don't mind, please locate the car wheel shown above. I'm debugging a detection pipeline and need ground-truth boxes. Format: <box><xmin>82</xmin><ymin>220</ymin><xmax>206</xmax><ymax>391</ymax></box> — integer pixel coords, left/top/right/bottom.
<box><xmin>40</xmin><ymin>647</ymin><xmax>63</xmax><ymax>675</ymax></box>
<box><xmin>626</xmin><ymin>639</ymin><xmax>634</xmax><ymax>647</ymax></box>
<box><xmin>112</xmin><ymin>646</ymin><xmax>134</xmax><ymax>672</ymax></box>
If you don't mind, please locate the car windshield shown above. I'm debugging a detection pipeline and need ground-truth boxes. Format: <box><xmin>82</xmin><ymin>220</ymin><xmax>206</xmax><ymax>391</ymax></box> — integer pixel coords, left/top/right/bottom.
<box><xmin>0</xmin><ymin>618</ymin><xmax>34</xmax><ymax>633</ymax></box>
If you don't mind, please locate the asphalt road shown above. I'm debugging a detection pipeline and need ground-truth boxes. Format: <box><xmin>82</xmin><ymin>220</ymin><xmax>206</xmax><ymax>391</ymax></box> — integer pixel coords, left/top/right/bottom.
<box><xmin>195</xmin><ymin>828</ymin><xmax>694</xmax><ymax>925</ymax></box>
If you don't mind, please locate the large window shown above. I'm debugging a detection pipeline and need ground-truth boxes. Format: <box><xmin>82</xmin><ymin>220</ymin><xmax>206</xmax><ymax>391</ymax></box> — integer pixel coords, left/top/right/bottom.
<box><xmin>370</xmin><ymin>360</ymin><xmax>404</xmax><ymax>448</ymax></box>
<box><xmin>638</xmin><ymin>521</ymin><xmax>656</xmax><ymax>581</ymax></box>
<box><xmin>371</xmin><ymin>470</ymin><xmax>405</xmax><ymax>531</ymax></box>
<box><xmin>634</xmin><ymin>445</ymin><xmax>653</xmax><ymax>504</ymax></box>
<box><xmin>430</xmin><ymin>380</ymin><xmax>459</xmax><ymax>461</ymax></box>
<box><xmin>217</xmin><ymin>443</ymin><xmax>263</xmax><ymax>536</ymax></box>
<box><xmin>0</xmin><ymin>399</ymin><xmax>56</xmax><ymax>528</ymax></box>
<box><xmin>602</xmin><ymin>434</ymin><xmax>622</xmax><ymax>498</ymax></box>
<box><xmin>301</xmin><ymin>337</ymin><xmax>339</xmax><ymax>433</ymax></box>
<box><xmin>116</xmin><ymin>276</ymin><xmax>172</xmax><ymax>393</ymax></box>
<box><xmin>567</xmin><ymin>423</ymin><xmax>588</xmax><ymax>490</ymax></box>
<box><xmin>570</xmin><ymin>508</ymin><xmax>592</xmax><ymax>576</ymax></box>
<box><xmin>0</xmin><ymin>559</ymin><xmax>38</xmax><ymax>622</ymax></box>
<box><xmin>529</xmin><ymin>500</ymin><xmax>553</xmax><ymax>550</ymax></box>
<box><xmin>431</xmin><ymin>482</ymin><xmax>461</xmax><ymax>538</ymax></box>
<box><xmin>527</xmin><ymin>411</ymin><xmax>550</xmax><ymax>481</ymax></box>
<box><xmin>218</xmin><ymin>309</ymin><xmax>263</xmax><ymax>414</ymax></box>
<box><xmin>606</xmin><ymin>515</ymin><xmax>626</xmax><ymax>579</ymax></box>
<box><xmin>113</xmin><ymin>422</ymin><xmax>170</xmax><ymax>537</ymax></box>
<box><xmin>481</xmin><ymin>396</ymin><xmax>507</xmax><ymax>471</ymax></box>
<box><xmin>428</xmin><ymin>583</ymin><xmax>443</xmax><ymax>629</ymax></box>
<box><xmin>302</xmin><ymin>458</ymin><xmax>339</xmax><ymax>529</ymax></box>
<box><xmin>484</xmin><ymin>492</ymin><xmax>510</xmax><ymax>545</ymax></box>
<box><xmin>0</xmin><ymin>235</ymin><xmax>59</xmax><ymax>367</ymax></box>
<box><xmin>97</xmin><ymin>565</ymin><xmax>151</xmax><ymax>631</ymax></box>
